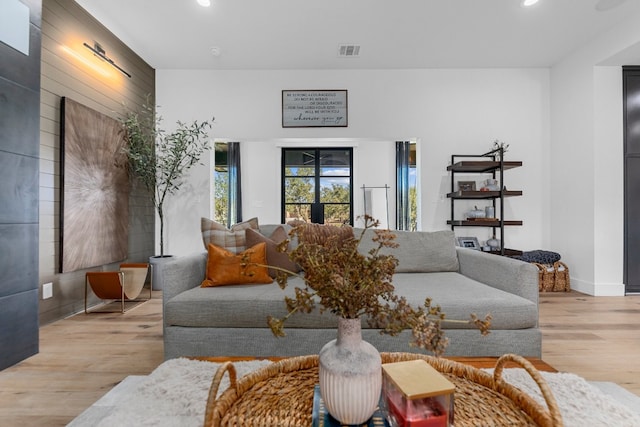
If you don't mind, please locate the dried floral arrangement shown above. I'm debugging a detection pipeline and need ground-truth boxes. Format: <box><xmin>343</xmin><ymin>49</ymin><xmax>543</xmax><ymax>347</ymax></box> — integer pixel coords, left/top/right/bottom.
<box><xmin>246</xmin><ymin>216</ymin><xmax>491</xmax><ymax>357</ymax></box>
<box><xmin>491</xmin><ymin>140</ymin><xmax>509</xmax><ymax>157</ymax></box>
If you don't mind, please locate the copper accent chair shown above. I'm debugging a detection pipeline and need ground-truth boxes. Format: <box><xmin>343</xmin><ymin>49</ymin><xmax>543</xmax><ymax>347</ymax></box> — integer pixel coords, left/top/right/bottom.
<box><xmin>85</xmin><ymin>263</ymin><xmax>152</xmax><ymax>313</ymax></box>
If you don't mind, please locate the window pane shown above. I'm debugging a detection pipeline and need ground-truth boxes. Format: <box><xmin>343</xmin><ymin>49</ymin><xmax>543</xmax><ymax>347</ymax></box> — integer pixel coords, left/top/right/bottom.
<box><xmin>285</xmin><ymin>204</ymin><xmax>311</xmax><ymax>223</ymax></box>
<box><xmin>319</xmin><ymin>150</ymin><xmax>350</xmax><ymax>167</ymax></box>
<box><xmin>286</xmin><ymin>166</ymin><xmax>315</xmax><ymax>177</ymax></box>
<box><xmin>214</xmin><ymin>142</ymin><xmax>228</xmax><ymax>171</ymax></box>
<box><xmin>320</xmin><ymin>166</ymin><xmax>349</xmax><ymax>177</ymax></box>
<box><xmin>320</xmin><ymin>178</ymin><xmax>349</xmax><ymax>203</ymax></box>
<box><xmin>285</xmin><ymin>177</ymin><xmax>314</xmax><ymax>203</ymax></box>
<box><xmin>285</xmin><ymin>151</ymin><xmax>316</xmax><ymax>176</ymax></box>
<box><xmin>320</xmin><ymin>150</ymin><xmax>350</xmax><ymax>176</ymax></box>
<box><xmin>324</xmin><ymin>204</ymin><xmax>350</xmax><ymax>225</ymax></box>
<box><xmin>214</xmin><ymin>170</ymin><xmax>228</xmax><ymax>224</ymax></box>
<box><xmin>214</xmin><ymin>142</ymin><xmax>228</xmax><ymax>225</ymax></box>
<box><xmin>410</xmin><ymin>143</ymin><xmax>417</xmax><ymax>231</ymax></box>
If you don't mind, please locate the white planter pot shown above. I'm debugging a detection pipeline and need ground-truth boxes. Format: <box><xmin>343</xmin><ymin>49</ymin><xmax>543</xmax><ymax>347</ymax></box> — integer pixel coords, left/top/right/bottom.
<box><xmin>319</xmin><ymin>317</ymin><xmax>382</xmax><ymax>424</ymax></box>
<box><xmin>149</xmin><ymin>255</ymin><xmax>174</xmax><ymax>291</ymax></box>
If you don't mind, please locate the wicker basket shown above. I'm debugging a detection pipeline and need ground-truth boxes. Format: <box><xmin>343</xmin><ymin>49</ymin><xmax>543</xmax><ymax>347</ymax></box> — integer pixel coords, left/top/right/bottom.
<box><xmin>534</xmin><ymin>261</ymin><xmax>570</xmax><ymax>292</ymax></box>
<box><xmin>204</xmin><ymin>352</ymin><xmax>563</xmax><ymax>427</ymax></box>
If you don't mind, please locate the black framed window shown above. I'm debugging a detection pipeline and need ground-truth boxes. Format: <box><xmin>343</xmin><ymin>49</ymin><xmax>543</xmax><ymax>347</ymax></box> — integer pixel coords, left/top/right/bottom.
<box><xmin>282</xmin><ymin>148</ymin><xmax>353</xmax><ymax>225</ymax></box>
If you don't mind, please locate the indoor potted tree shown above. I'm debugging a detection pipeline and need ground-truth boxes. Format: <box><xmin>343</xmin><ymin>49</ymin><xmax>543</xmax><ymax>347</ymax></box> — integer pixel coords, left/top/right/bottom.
<box><xmin>120</xmin><ymin>100</ymin><xmax>214</xmax><ymax>289</ymax></box>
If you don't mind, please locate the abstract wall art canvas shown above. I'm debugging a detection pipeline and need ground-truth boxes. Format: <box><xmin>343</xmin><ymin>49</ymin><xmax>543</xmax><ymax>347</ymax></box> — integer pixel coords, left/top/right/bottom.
<box><xmin>60</xmin><ymin>97</ymin><xmax>129</xmax><ymax>272</ymax></box>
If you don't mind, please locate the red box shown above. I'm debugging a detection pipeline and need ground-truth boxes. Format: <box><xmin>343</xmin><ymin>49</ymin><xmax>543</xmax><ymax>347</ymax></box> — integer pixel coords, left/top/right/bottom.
<box><xmin>381</xmin><ymin>360</ymin><xmax>455</xmax><ymax>427</ymax></box>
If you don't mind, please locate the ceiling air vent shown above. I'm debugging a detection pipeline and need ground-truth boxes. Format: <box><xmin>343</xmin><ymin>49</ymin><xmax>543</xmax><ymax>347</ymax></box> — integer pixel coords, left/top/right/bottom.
<box><xmin>338</xmin><ymin>44</ymin><xmax>361</xmax><ymax>58</ymax></box>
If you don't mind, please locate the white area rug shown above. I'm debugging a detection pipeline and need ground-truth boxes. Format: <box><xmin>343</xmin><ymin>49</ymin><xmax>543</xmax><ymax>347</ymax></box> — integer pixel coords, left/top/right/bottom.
<box><xmin>68</xmin><ymin>358</ymin><xmax>640</xmax><ymax>427</ymax></box>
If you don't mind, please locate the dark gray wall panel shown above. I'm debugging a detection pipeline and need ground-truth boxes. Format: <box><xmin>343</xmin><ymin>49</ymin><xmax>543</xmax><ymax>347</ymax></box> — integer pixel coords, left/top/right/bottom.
<box><xmin>625</xmin><ymin>70</ymin><xmax>640</xmax><ymax>155</ymax></box>
<box><xmin>0</xmin><ymin>224</ymin><xmax>38</xmax><ymax>298</ymax></box>
<box><xmin>0</xmin><ymin>290</ymin><xmax>39</xmax><ymax>370</ymax></box>
<box><xmin>0</xmin><ymin>79</ymin><xmax>40</xmax><ymax>158</ymax></box>
<box><xmin>625</xmin><ymin>156</ymin><xmax>640</xmax><ymax>293</ymax></box>
<box><xmin>624</xmin><ymin>67</ymin><xmax>640</xmax><ymax>294</ymax></box>
<box><xmin>0</xmin><ymin>152</ymin><xmax>39</xmax><ymax>224</ymax></box>
<box><xmin>0</xmin><ymin>21</ymin><xmax>42</xmax><ymax>92</ymax></box>
<box><xmin>0</xmin><ymin>0</ymin><xmax>41</xmax><ymax>371</ymax></box>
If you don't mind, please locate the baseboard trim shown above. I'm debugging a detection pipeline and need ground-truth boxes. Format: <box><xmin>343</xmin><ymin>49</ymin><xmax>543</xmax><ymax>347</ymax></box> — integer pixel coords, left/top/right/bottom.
<box><xmin>570</xmin><ymin>278</ymin><xmax>625</xmax><ymax>296</ymax></box>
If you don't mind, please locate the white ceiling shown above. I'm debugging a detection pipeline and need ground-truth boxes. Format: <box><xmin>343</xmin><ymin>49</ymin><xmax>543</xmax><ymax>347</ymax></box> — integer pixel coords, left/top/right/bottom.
<box><xmin>74</xmin><ymin>0</ymin><xmax>640</xmax><ymax>70</ymax></box>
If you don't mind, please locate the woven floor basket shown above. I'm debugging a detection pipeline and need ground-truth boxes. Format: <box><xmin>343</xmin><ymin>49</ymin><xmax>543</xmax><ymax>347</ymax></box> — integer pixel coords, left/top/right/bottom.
<box><xmin>204</xmin><ymin>352</ymin><xmax>563</xmax><ymax>427</ymax></box>
<box><xmin>535</xmin><ymin>261</ymin><xmax>571</xmax><ymax>292</ymax></box>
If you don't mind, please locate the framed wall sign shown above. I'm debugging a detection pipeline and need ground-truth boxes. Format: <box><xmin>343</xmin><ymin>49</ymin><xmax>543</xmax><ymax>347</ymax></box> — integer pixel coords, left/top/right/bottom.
<box><xmin>282</xmin><ymin>90</ymin><xmax>348</xmax><ymax>128</ymax></box>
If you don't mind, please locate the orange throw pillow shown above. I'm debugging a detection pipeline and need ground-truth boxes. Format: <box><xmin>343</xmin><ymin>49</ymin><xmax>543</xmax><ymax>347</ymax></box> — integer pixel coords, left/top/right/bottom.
<box><xmin>201</xmin><ymin>242</ymin><xmax>273</xmax><ymax>287</ymax></box>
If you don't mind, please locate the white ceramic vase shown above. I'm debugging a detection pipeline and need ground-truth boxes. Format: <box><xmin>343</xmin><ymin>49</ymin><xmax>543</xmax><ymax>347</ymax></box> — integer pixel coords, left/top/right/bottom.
<box><xmin>318</xmin><ymin>317</ymin><xmax>382</xmax><ymax>425</ymax></box>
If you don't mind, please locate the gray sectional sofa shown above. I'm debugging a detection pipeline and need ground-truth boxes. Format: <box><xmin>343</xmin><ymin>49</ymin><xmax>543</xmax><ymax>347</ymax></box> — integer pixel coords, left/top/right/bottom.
<box><xmin>162</xmin><ymin>225</ymin><xmax>541</xmax><ymax>360</ymax></box>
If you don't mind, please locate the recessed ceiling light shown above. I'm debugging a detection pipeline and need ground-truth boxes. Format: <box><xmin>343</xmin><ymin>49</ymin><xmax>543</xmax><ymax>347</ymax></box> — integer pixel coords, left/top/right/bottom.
<box><xmin>522</xmin><ymin>0</ymin><xmax>539</xmax><ymax>6</ymax></box>
<box><xmin>197</xmin><ymin>0</ymin><xmax>211</xmax><ymax>7</ymax></box>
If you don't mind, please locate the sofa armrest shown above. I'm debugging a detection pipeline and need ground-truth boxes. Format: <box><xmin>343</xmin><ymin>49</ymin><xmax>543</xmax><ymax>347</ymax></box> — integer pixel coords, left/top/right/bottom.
<box><xmin>162</xmin><ymin>252</ymin><xmax>207</xmax><ymax>308</ymax></box>
<box><xmin>456</xmin><ymin>248</ymin><xmax>539</xmax><ymax>305</ymax></box>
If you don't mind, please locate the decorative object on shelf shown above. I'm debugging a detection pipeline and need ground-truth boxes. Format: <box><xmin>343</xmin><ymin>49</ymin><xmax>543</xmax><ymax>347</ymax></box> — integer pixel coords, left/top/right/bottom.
<box><xmin>456</xmin><ymin>236</ymin><xmax>481</xmax><ymax>250</ymax></box>
<box><xmin>119</xmin><ymin>97</ymin><xmax>214</xmax><ymax>257</ymax></box>
<box><xmin>487</xmin><ymin>235</ymin><xmax>501</xmax><ymax>250</ymax></box>
<box><xmin>467</xmin><ymin>206</ymin><xmax>486</xmax><ymax>219</ymax></box>
<box><xmin>485</xmin><ymin>206</ymin><xmax>495</xmax><ymax>218</ymax></box>
<box><xmin>318</xmin><ymin>317</ymin><xmax>382</xmax><ymax>424</ymax></box>
<box><xmin>482</xmin><ymin>178</ymin><xmax>501</xmax><ymax>191</ymax></box>
<box><xmin>251</xmin><ymin>216</ymin><xmax>491</xmax><ymax>424</ymax></box>
<box><xmin>457</xmin><ymin>181</ymin><xmax>476</xmax><ymax>192</ymax></box>
<box><xmin>491</xmin><ymin>139</ymin><xmax>509</xmax><ymax>157</ymax></box>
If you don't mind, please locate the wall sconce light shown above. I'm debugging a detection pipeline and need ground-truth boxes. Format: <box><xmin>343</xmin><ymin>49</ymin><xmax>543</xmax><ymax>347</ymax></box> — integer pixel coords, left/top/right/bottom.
<box><xmin>83</xmin><ymin>41</ymin><xmax>132</xmax><ymax>78</ymax></box>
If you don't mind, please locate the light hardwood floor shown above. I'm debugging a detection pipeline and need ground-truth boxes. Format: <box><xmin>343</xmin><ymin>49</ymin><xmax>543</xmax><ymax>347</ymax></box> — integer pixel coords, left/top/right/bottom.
<box><xmin>0</xmin><ymin>290</ymin><xmax>638</xmax><ymax>426</ymax></box>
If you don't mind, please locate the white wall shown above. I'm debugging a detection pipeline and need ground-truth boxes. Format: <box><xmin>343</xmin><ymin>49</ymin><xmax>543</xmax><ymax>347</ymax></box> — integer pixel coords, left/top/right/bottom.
<box><xmin>550</xmin><ymin>10</ymin><xmax>640</xmax><ymax>296</ymax></box>
<box><xmin>157</xmin><ymin>68</ymin><xmax>550</xmax><ymax>258</ymax></box>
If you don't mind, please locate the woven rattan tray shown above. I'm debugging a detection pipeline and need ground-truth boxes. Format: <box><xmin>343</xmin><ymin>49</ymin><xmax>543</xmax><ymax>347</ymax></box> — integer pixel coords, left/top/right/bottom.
<box><xmin>204</xmin><ymin>352</ymin><xmax>563</xmax><ymax>427</ymax></box>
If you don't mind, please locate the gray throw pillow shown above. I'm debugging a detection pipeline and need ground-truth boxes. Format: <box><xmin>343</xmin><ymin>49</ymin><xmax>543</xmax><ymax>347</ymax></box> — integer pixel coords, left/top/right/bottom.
<box><xmin>354</xmin><ymin>228</ymin><xmax>459</xmax><ymax>273</ymax></box>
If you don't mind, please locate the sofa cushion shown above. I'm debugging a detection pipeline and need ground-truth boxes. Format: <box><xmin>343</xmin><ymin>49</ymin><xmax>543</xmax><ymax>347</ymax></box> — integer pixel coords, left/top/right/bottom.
<box><xmin>355</xmin><ymin>229</ymin><xmax>459</xmax><ymax>273</ymax></box>
<box><xmin>201</xmin><ymin>242</ymin><xmax>272</xmax><ymax>287</ymax></box>
<box><xmin>167</xmin><ymin>271</ymin><xmax>535</xmax><ymax>330</ymax></box>
<box><xmin>245</xmin><ymin>227</ymin><xmax>300</xmax><ymax>277</ymax></box>
<box><xmin>201</xmin><ymin>217</ymin><xmax>259</xmax><ymax>253</ymax></box>
<box><xmin>167</xmin><ymin>276</ymin><xmax>338</xmax><ymax>329</ymax></box>
<box><xmin>288</xmin><ymin>221</ymin><xmax>354</xmax><ymax>245</ymax></box>
<box><xmin>389</xmin><ymin>273</ymin><xmax>537</xmax><ymax>330</ymax></box>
